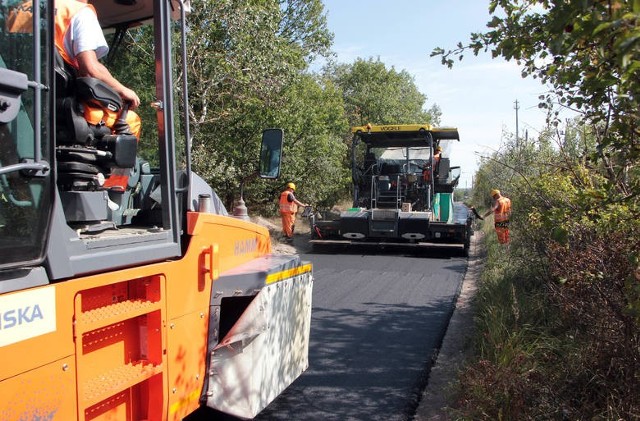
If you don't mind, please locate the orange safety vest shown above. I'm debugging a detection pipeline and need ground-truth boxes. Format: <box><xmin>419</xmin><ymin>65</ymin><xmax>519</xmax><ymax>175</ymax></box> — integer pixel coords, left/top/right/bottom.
<box><xmin>279</xmin><ymin>190</ymin><xmax>297</xmax><ymax>214</ymax></box>
<box><xmin>7</xmin><ymin>0</ymin><xmax>34</xmax><ymax>33</ymax></box>
<box><xmin>54</xmin><ymin>0</ymin><xmax>97</xmax><ymax>68</ymax></box>
<box><xmin>494</xmin><ymin>196</ymin><xmax>511</xmax><ymax>223</ymax></box>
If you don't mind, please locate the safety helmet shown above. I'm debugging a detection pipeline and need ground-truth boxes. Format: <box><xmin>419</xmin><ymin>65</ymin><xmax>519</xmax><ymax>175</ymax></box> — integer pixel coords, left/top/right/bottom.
<box><xmin>436</xmin><ymin>146</ymin><xmax>443</xmax><ymax>151</ymax></box>
<box><xmin>287</xmin><ymin>182</ymin><xmax>296</xmax><ymax>191</ymax></box>
<box><xmin>490</xmin><ymin>189</ymin><xmax>500</xmax><ymax>197</ymax></box>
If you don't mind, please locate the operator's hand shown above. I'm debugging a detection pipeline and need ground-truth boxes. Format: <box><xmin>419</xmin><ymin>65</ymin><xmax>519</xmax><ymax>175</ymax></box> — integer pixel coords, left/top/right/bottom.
<box><xmin>120</xmin><ymin>87</ymin><xmax>141</xmax><ymax>110</ymax></box>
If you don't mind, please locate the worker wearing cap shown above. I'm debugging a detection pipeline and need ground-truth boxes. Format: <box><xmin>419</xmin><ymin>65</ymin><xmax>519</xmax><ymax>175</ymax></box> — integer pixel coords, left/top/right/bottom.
<box><xmin>483</xmin><ymin>189</ymin><xmax>512</xmax><ymax>244</ymax></box>
<box><xmin>279</xmin><ymin>182</ymin><xmax>308</xmax><ymax>241</ymax></box>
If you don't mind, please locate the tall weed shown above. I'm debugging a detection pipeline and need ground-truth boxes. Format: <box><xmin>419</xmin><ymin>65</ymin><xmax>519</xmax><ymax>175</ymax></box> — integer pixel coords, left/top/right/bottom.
<box><xmin>451</xmin><ymin>212</ymin><xmax>640</xmax><ymax>420</ymax></box>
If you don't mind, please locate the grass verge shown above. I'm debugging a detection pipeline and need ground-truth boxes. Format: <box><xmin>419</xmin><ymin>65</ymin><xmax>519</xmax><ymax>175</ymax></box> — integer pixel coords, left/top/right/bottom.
<box><xmin>448</xmin><ymin>224</ymin><xmax>639</xmax><ymax>420</ymax></box>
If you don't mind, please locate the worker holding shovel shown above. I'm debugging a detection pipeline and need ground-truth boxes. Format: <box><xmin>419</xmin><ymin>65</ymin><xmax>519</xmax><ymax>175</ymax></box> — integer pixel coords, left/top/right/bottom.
<box><xmin>471</xmin><ymin>189</ymin><xmax>512</xmax><ymax>244</ymax></box>
<box><xmin>279</xmin><ymin>182</ymin><xmax>309</xmax><ymax>242</ymax></box>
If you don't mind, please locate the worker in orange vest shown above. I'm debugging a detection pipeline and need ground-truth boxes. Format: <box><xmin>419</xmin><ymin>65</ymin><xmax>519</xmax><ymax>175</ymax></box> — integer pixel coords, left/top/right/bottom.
<box><xmin>279</xmin><ymin>182</ymin><xmax>308</xmax><ymax>241</ymax></box>
<box><xmin>433</xmin><ymin>145</ymin><xmax>443</xmax><ymax>177</ymax></box>
<box><xmin>483</xmin><ymin>189</ymin><xmax>512</xmax><ymax>244</ymax></box>
<box><xmin>54</xmin><ymin>0</ymin><xmax>141</xmax><ymax>126</ymax></box>
<box><xmin>433</xmin><ymin>145</ymin><xmax>442</xmax><ymax>166</ymax></box>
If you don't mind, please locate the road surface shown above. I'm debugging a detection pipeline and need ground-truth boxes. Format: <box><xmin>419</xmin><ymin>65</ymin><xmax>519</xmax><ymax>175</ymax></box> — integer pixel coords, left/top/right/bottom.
<box><xmin>191</xmin><ymin>244</ymin><xmax>466</xmax><ymax>420</ymax></box>
<box><xmin>254</xmin><ymin>242</ymin><xmax>467</xmax><ymax>421</ymax></box>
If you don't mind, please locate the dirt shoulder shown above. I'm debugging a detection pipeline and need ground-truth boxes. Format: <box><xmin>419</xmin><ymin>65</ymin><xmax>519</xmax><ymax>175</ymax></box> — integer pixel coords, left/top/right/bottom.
<box><xmin>413</xmin><ymin>231</ymin><xmax>484</xmax><ymax>420</ymax></box>
<box><xmin>251</xmin><ymin>214</ymin><xmax>312</xmax><ymax>255</ymax></box>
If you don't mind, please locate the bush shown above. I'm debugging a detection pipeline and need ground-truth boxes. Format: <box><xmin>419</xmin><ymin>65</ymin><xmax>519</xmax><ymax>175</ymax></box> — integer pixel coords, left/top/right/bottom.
<box><xmin>452</xmin><ymin>172</ymin><xmax>640</xmax><ymax>419</ymax></box>
<box><xmin>547</xmin><ymin>229</ymin><xmax>640</xmax><ymax>418</ymax></box>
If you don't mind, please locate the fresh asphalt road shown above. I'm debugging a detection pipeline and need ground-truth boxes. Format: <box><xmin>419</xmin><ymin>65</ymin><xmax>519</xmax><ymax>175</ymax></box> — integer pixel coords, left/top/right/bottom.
<box><xmin>191</xmin><ymin>242</ymin><xmax>467</xmax><ymax>421</ymax></box>
<box><xmin>256</xmin><ymin>242</ymin><xmax>467</xmax><ymax>421</ymax></box>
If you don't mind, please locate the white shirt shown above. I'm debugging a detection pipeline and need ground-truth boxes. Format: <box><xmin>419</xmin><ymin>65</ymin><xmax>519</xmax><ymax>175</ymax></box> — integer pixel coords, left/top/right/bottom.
<box><xmin>63</xmin><ymin>7</ymin><xmax>108</xmax><ymax>62</ymax></box>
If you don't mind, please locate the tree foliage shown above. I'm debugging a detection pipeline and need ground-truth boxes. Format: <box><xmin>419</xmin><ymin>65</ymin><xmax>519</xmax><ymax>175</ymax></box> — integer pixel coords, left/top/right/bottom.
<box><xmin>433</xmin><ymin>0</ymin><xmax>640</xmax><ymax>197</ymax></box>
<box><xmin>326</xmin><ymin>57</ymin><xmax>441</xmax><ymax>128</ymax></box>
<box><xmin>108</xmin><ymin>0</ymin><xmax>442</xmax><ymax>213</ymax></box>
<box><xmin>464</xmin><ymin>120</ymin><xmax>640</xmax><ymax>419</ymax></box>
<box><xmin>278</xmin><ymin>0</ymin><xmax>333</xmax><ymax>64</ymax></box>
<box><xmin>441</xmin><ymin>2</ymin><xmax>640</xmax><ymax>418</ymax></box>
<box><xmin>245</xmin><ymin>74</ymin><xmax>350</xmax><ymax>213</ymax></box>
<box><xmin>184</xmin><ymin>0</ymin><xmax>337</xmax><ymax>208</ymax></box>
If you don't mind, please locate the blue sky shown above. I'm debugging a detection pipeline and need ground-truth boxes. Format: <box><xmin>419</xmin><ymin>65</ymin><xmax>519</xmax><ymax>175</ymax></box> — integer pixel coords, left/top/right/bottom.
<box><xmin>321</xmin><ymin>0</ymin><xmax>555</xmax><ymax>188</ymax></box>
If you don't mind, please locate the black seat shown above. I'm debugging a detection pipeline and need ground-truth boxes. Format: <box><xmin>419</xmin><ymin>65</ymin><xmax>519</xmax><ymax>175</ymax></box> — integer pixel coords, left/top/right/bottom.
<box><xmin>55</xmin><ymin>52</ymin><xmax>137</xmax><ymax>191</ymax></box>
<box><xmin>380</xmin><ymin>163</ymin><xmax>401</xmax><ymax>176</ymax></box>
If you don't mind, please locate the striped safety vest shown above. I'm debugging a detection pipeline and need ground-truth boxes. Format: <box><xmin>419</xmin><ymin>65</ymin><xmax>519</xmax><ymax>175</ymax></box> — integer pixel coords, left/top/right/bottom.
<box><xmin>494</xmin><ymin>196</ymin><xmax>511</xmax><ymax>223</ymax></box>
<box><xmin>279</xmin><ymin>190</ymin><xmax>297</xmax><ymax>213</ymax></box>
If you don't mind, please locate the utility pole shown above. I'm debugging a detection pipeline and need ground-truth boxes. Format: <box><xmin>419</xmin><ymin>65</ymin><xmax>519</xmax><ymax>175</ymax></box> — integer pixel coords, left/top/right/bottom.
<box><xmin>514</xmin><ymin>99</ymin><xmax>520</xmax><ymax>145</ymax></box>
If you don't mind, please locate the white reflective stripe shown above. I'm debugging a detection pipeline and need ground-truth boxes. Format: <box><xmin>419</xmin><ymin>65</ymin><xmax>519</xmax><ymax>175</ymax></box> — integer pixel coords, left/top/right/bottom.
<box><xmin>279</xmin><ymin>202</ymin><xmax>295</xmax><ymax>212</ymax></box>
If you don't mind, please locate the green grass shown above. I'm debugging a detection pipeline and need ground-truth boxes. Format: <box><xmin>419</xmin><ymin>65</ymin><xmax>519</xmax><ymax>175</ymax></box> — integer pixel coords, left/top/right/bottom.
<box><xmin>449</xmin><ymin>225</ymin><xmax>602</xmax><ymax>420</ymax></box>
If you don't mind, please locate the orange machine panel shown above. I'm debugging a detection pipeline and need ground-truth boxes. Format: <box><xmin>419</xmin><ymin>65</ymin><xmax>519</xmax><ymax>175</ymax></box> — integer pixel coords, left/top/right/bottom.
<box><xmin>73</xmin><ymin>275</ymin><xmax>167</xmax><ymax>421</ymax></box>
<box><xmin>186</xmin><ymin>212</ymin><xmax>271</xmax><ymax>274</ymax></box>
<box><xmin>0</xmin><ymin>355</ymin><xmax>77</xmax><ymax>420</ymax></box>
<box><xmin>1</xmin><ymin>213</ymin><xmax>282</xmax><ymax>420</ymax></box>
<box><xmin>166</xmin><ymin>308</ymin><xmax>210</xmax><ymax>419</ymax></box>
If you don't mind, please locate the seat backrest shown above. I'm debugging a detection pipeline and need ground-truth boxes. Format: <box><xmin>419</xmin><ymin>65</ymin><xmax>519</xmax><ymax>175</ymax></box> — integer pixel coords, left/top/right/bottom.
<box><xmin>54</xmin><ymin>50</ymin><xmax>123</xmax><ymax>146</ymax></box>
<box><xmin>55</xmin><ymin>50</ymin><xmax>92</xmax><ymax>145</ymax></box>
<box><xmin>76</xmin><ymin>77</ymin><xmax>122</xmax><ymax>113</ymax></box>
<box><xmin>54</xmin><ymin>48</ymin><xmax>81</xmax><ymax>106</ymax></box>
<box><xmin>436</xmin><ymin>158</ymin><xmax>450</xmax><ymax>180</ymax></box>
<box><xmin>380</xmin><ymin>163</ymin><xmax>401</xmax><ymax>175</ymax></box>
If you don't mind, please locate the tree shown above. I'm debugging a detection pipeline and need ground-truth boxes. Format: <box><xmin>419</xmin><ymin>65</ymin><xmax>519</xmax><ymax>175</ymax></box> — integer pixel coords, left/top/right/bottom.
<box><xmin>432</xmin><ymin>0</ymin><xmax>640</xmax><ymax>197</ymax></box>
<box><xmin>278</xmin><ymin>0</ymin><xmax>333</xmax><ymax>65</ymax></box>
<box><xmin>326</xmin><ymin>57</ymin><xmax>441</xmax><ymax>127</ymax></box>
<box><xmin>434</xmin><ymin>2</ymin><xmax>640</xmax><ymax>418</ymax></box>
<box><xmin>183</xmin><ymin>0</ymin><xmax>334</xmax><ymax>208</ymax></box>
<box><xmin>246</xmin><ymin>74</ymin><xmax>350</xmax><ymax>212</ymax></box>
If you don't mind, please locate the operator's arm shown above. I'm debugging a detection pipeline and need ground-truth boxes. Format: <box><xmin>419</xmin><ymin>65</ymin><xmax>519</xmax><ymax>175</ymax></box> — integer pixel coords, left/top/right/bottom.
<box><xmin>76</xmin><ymin>50</ymin><xmax>141</xmax><ymax>109</ymax></box>
<box><xmin>289</xmin><ymin>193</ymin><xmax>308</xmax><ymax>208</ymax></box>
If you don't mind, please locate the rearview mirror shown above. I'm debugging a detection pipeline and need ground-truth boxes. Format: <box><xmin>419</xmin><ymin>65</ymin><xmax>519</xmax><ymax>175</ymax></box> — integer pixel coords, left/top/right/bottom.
<box><xmin>259</xmin><ymin>128</ymin><xmax>283</xmax><ymax>179</ymax></box>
